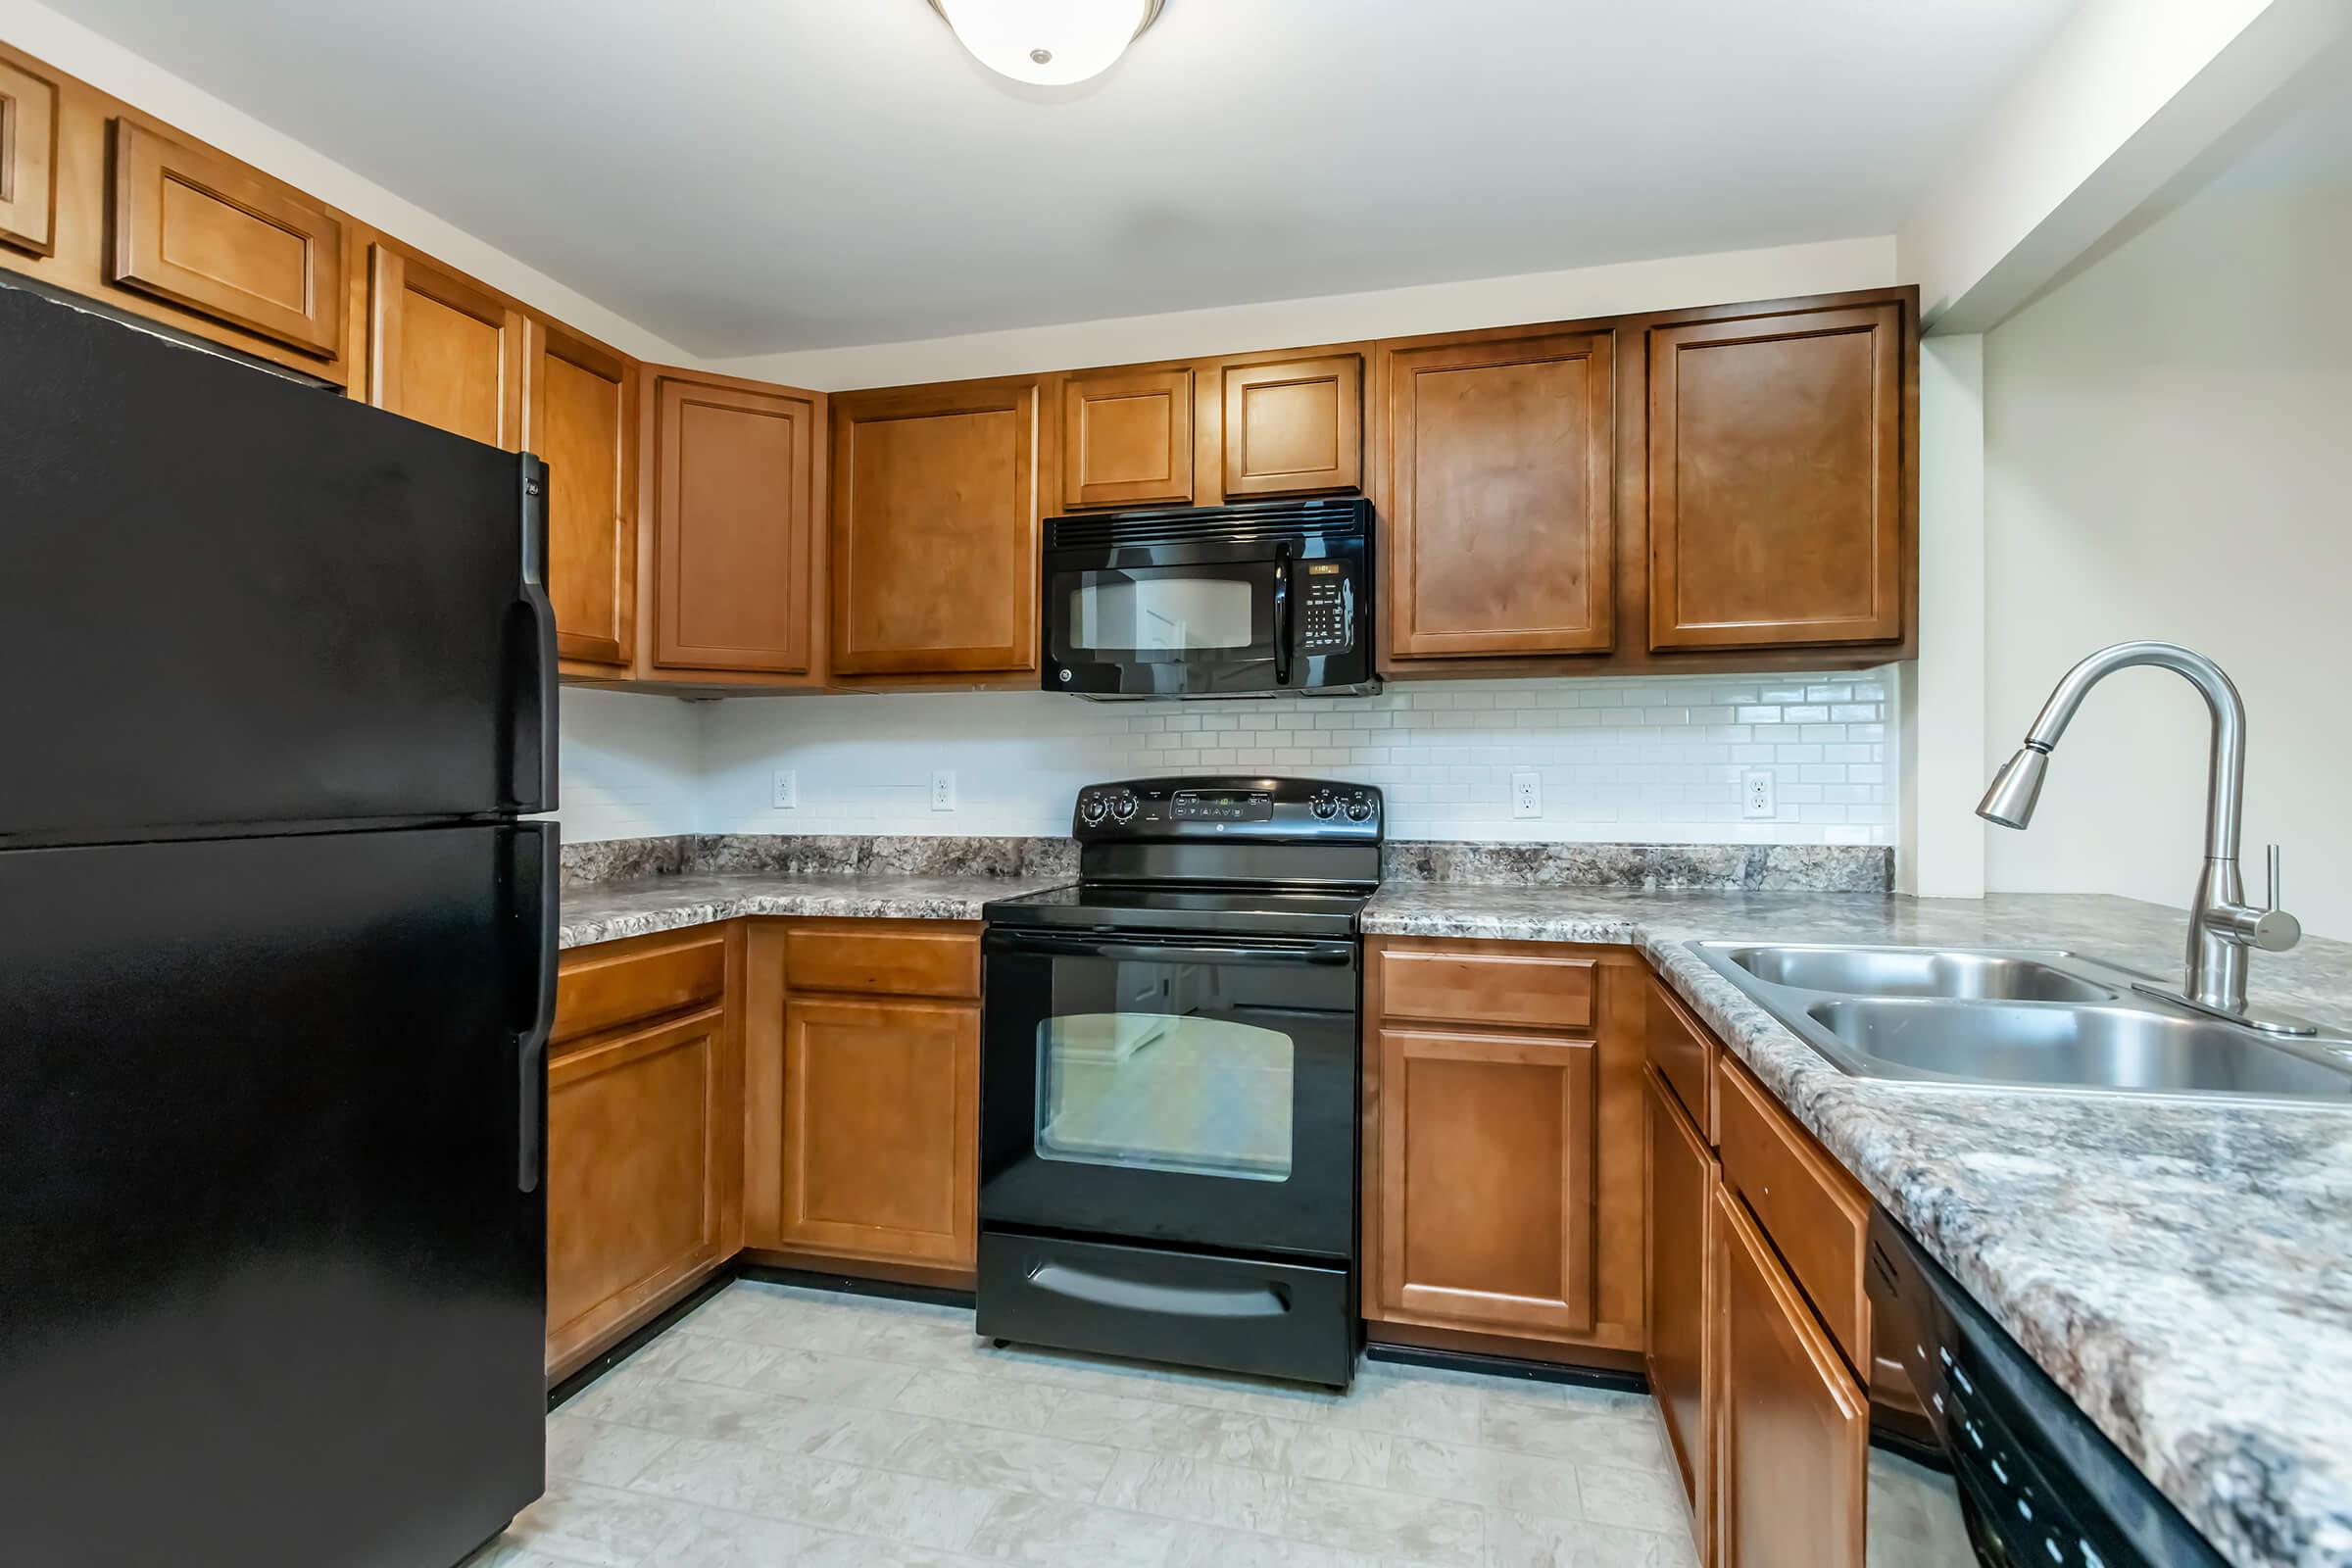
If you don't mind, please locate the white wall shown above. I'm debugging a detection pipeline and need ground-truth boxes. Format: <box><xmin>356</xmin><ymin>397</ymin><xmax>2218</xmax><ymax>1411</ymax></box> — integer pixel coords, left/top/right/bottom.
<box><xmin>1981</xmin><ymin>179</ymin><xmax>2352</xmax><ymax>939</ymax></box>
<box><xmin>551</xmin><ymin>690</ymin><xmax>703</xmax><ymax>844</ymax></box>
<box><xmin>715</xmin><ymin>237</ymin><xmax>1896</xmax><ymax>392</ymax></box>
<box><xmin>694</xmin><ymin>675</ymin><xmax>1896</xmax><ymax>847</ymax></box>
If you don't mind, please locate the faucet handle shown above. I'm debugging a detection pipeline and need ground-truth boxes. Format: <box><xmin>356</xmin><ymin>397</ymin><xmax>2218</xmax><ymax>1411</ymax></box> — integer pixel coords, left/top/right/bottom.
<box><xmin>2252</xmin><ymin>844</ymin><xmax>2301</xmax><ymax>953</ymax></box>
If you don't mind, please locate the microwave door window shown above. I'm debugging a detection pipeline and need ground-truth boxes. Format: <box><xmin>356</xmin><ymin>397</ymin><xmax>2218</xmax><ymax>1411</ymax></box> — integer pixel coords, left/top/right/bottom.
<box><xmin>1068</xmin><ymin>571</ymin><xmax>1257</xmax><ymax>654</ymax></box>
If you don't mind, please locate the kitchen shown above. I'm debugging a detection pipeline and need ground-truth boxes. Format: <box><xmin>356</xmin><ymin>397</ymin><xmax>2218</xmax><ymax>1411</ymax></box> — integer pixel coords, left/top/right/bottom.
<box><xmin>1</xmin><ymin>2</ymin><xmax>2347</xmax><ymax>1566</ymax></box>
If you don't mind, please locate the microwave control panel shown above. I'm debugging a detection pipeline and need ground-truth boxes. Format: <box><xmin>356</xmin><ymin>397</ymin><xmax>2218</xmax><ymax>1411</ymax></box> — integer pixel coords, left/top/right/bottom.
<box><xmin>1298</xmin><ymin>562</ymin><xmax>1356</xmax><ymax>654</ymax></box>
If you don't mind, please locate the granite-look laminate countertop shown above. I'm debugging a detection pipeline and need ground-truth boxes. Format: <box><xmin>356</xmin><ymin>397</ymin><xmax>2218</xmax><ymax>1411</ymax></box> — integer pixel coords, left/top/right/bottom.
<box><xmin>559</xmin><ymin>871</ymin><xmax>1071</xmax><ymax>949</ymax></box>
<box><xmin>1366</xmin><ymin>884</ymin><xmax>2352</xmax><ymax>1568</ymax></box>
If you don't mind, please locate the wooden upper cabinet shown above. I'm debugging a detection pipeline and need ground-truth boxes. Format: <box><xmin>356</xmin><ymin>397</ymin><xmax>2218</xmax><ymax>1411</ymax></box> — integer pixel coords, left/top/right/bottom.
<box><xmin>0</xmin><ymin>56</ymin><xmax>59</xmax><ymax>257</ymax></box>
<box><xmin>1644</xmin><ymin>1067</ymin><xmax>1715</xmax><ymax>1560</ymax></box>
<box><xmin>108</xmin><ymin>120</ymin><xmax>344</xmax><ymax>358</ymax></box>
<box><xmin>367</xmin><ymin>245</ymin><xmax>521</xmax><ymax>450</ymax></box>
<box><xmin>525</xmin><ymin>318</ymin><xmax>638</xmax><ymax>669</ymax></box>
<box><xmin>1380</xmin><ymin>329</ymin><xmax>1615</xmax><ymax>659</ymax></box>
<box><xmin>1062</xmin><ymin>366</ymin><xmax>1194</xmax><ymax>509</ymax></box>
<box><xmin>645</xmin><ymin>370</ymin><xmax>824</xmax><ymax>680</ymax></box>
<box><xmin>1713</xmin><ymin>1182</ymin><xmax>1867</xmax><ymax>1568</ymax></box>
<box><xmin>1648</xmin><ymin>302</ymin><xmax>1905</xmax><ymax>650</ymax></box>
<box><xmin>830</xmin><ymin>379</ymin><xmax>1041</xmax><ymax>678</ymax></box>
<box><xmin>1375</xmin><ymin>1025</ymin><xmax>1597</xmax><ymax>1338</ymax></box>
<box><xmin>1222</xmin><ymin>354</ymin><xmax>1361</xmax><ymax>498</ymax></box>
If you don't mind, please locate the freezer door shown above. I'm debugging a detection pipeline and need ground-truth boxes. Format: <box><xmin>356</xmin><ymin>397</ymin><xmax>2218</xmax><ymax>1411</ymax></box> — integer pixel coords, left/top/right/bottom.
<box><xmin>0</xmin><ymin>823</ymin><xmax>555</xmax><ymax>1568</ymax></box>
<box><xmin>0</xmin><ymin>282</ymin><xmax>555</xmax><ymax>840</ymax></box>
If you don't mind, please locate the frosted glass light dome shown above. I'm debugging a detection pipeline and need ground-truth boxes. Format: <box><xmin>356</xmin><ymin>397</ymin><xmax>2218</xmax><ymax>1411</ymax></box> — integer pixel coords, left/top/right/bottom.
<box><xmin>933</xmin><ymin>0</ymin><xmax>1160</xmax><ymax>86</ymax></box>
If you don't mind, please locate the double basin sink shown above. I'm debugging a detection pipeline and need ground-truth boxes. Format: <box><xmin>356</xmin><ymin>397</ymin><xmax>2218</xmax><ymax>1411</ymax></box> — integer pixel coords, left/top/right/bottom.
<box><xmin>1690</xmin><ymin>943</ymin><xmax>2352</xmax><ymax>1103</ymax></box>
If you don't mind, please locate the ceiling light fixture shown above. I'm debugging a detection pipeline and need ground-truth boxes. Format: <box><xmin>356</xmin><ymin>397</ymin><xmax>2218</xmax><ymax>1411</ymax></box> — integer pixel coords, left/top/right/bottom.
<box><xmin>928</xmin><ymin>0</ymin><xmax>1166</xmax><ymax>87</ymax></box>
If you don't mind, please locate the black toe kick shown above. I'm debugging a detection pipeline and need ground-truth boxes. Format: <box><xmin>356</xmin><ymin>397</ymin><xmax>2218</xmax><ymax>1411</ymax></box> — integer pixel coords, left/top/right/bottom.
<box><xmin>975</xmin><ymin>1230</ymin><xmax>1356</xmax><ymax>1389</ymax></box>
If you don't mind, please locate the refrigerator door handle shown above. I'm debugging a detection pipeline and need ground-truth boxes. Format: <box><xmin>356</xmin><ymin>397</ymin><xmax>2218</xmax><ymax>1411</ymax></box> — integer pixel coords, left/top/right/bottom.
<box><xmin>507</xmin><ymin>455</ymin><xmax>560</xmax><ymax>813</ymax></box>
<box><xmin>510</xmin><ymin>821</ymin><xmax>560</xmax><ymax>1195</ymax></box>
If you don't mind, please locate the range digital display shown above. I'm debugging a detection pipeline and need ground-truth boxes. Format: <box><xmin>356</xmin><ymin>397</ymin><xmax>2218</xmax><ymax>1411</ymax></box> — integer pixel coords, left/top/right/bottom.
<box><xmin>1170</xmin><ymin>790</ymin><xmax>1274</xmax><ymax>822</ymax></box>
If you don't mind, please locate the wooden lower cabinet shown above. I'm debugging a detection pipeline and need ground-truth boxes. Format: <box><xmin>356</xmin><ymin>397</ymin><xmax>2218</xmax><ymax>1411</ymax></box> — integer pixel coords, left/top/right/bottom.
<box><xmin>1713</xmin><ymin>1182</ymin><xmax>1867</xmax><ymax>1568</ymax></box>
<box><xmin>1644</xmin><ymin>1065</ymin><xmax>1715</xmax><ymax>1560</ymax></box>
<box><xmin>744</xmin><ymin>920</ymin><xmax>983</xmax><ymax>1278</ymax></box>
<box><xmin>1364</xmin><ymin>940</ymin><xmax>1645</xmax><ymax>1353</ymax></box>
<box><xmin>768</xmin><ymin>996</ymin><xmax>979</xmax><ymax>1267</ymax></box>
<box><xmin>1376</xmin><ymin>1026</ymin><xmax>1596</xmax><ymax>1337</ymax></box>
<box><xmin>546</xmin><ymin>1002</ymin><xmax>742</xmax><ymax>1380</ymax></box>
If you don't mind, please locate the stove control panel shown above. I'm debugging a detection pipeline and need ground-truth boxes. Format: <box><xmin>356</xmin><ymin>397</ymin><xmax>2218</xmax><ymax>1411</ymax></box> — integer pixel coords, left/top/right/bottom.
<box><xmin>1072</xmin><ymin>776</ymin><xmax>1382</xmax><ymax>842</ymax></box>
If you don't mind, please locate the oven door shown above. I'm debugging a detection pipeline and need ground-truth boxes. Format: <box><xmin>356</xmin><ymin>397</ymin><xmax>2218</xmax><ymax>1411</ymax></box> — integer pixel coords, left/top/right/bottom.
<box><xmin>980</xmin><ymin>927</ymin><xmax>1358</xmax><ymax>1259</ymax></box>
<box><xmin>1046</xmin><ymin>560</ymin><xmax>1283</xmax><ymax>697</ymax></box>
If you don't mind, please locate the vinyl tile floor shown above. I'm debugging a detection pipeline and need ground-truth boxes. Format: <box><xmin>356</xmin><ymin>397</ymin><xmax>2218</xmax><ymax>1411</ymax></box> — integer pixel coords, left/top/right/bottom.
<box><xmin>468</xmin><ymin>1280</ymin><xmax>1700</xmax><ymax>1568</ymax></box>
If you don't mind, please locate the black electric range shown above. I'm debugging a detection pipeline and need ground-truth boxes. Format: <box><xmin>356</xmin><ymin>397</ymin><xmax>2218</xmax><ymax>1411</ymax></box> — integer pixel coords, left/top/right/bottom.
<box><xmin>976</xmin><ymin>776</ymin><xmax>1382</xmax><ymax>1389</ymax></box>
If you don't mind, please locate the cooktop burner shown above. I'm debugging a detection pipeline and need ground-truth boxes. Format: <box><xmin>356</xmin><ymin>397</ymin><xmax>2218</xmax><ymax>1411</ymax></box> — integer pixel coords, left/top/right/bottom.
<box><xmin>982</xmin><ymin>775</ymin><xmax>1384</xmax><ymax>940</ymax></box>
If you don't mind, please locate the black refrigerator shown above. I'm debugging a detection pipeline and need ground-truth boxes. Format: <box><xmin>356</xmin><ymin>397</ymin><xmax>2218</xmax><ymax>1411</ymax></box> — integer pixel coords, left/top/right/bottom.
<box><xmin>0</xmin><ymin>282</ymin><xmax>558</xmax><ymax>1567</ymax></box>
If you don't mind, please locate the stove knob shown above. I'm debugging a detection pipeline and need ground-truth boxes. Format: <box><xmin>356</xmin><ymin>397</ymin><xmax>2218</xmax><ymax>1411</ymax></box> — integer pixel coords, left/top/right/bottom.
<box><xmin>1109</xmin><ymin>792</ymin><xmax>1138</xmax><ymax>823</ymax></box>
<box><xmin>1310</xmin><ymin>792</ymin><xmax>1340</xmax><ymax>820</ymax></box>
<box><xmin>1079</xmin><ymin>795</ymin><xmax>1108</xmax><ymax>826</ymax></box>
<box><xmin>1346</xmin><ymin>795</ymin><xmax>1374</xmax><ymax>822</ymax></box>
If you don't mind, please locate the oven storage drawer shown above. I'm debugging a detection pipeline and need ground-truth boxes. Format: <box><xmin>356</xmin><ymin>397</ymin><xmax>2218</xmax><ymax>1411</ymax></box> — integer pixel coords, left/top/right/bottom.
<box><xmin>976</xmin><ymin>1231</ymin><xmax>1354</xmax><ymax>1388</ymax></box>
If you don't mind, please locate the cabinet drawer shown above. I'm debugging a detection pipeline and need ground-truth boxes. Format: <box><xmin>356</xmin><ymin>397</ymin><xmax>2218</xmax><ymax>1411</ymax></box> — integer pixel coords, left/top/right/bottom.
<box><xmin>1645</xmin><ymin>975</ymin><xmax>1716</xmax><ymax>1141</ymax></box>
<box><xmin>784</xmin><ymin>922</ymin><xmax>980</xmax><ymax>1000</ymax></box>
<box><xmin>1377</xmin><ymin>942</ymin><xmax>1594</xmax><ymax>1032</ymax></box>
<box><xmin>1716</xmin><ymin>1056</ymin><xmax>1871</xmax><ymax>1372</ymax></box>
<box><xmin>554</xmin><ymin>927</ymin><xmax>726</xmax><ymax>1046</ymax></box>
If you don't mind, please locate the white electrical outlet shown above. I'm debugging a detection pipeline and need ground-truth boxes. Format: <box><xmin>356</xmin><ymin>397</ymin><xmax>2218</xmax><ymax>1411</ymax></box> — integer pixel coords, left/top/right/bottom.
<box><xmin>931</xmin><ymin>769</ymin><xmax>956</xmax><ymax>811</ymax></box>
<box><xmin>771</xmin><ymin>769</ymin><xmax>796</xmax><ymax>809</ymax></box>
<box><xmin>1742</xmin><ymin>768</ymin><xmax>1776</xmax><ymax>819</ymax></box>
<box><xmin>1512</xmin><ymin>771</ymin><xmax>1542</xmax><ymax>818</ymax></box>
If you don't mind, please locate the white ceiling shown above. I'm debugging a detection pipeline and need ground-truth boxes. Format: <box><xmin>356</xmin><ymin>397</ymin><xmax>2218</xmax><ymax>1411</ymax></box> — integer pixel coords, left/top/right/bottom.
<box><xmin>65</xmin><ymin>0</ymin><xmax>2080</xmax><ymax>356</ymax></box>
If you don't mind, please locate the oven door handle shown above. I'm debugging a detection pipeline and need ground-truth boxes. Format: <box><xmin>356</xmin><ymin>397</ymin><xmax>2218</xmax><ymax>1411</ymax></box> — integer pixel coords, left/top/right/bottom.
<box><xmin>985</xmin><ymin>929</ymin><xmax>1355</xmax><ymax>967</ymax></box>
<box><xmin>1028</xmin><ymin>1261</ymin><xmax>1292</xmax><ymax>1320</ymax></box>
<box><xmin>1272</xmin><ymin>540</ymin><xmax>1294</xmax><ymax>686</ymax></box>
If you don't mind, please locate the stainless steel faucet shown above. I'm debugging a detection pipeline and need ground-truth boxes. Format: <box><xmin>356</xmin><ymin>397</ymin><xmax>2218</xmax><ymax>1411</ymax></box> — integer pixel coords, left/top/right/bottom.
<box><xmin>1978</xmin><ymin>640</ymin><xmax>2312</xmax><ymax>1033</ymax></box>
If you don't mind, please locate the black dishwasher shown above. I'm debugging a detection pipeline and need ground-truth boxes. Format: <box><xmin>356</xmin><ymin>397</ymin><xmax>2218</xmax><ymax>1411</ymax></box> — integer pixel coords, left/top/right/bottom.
<box><xmin>1867</xmin><ymin>1210</ymin><xmax>2227</xmax><ymax>1567</ymax></box>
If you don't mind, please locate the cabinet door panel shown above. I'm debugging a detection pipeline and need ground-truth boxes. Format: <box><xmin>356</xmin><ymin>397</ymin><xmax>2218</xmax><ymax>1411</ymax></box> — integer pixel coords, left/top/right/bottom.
<box><xmin>830</xmin><ymin>382</ymin><xmax>1039</xmax><ymax>676</ymax></box>
<box><xmin>0</xmin><ymin>56</ymin><xmax>58</xmax><ymax>256</ymax></box>
<box><xmin>650</xmin><ymin>373</ymin><xmax>820</xmax><ymax>674</ymax></box>
<box><xmin>108</xmin><ymin>120</ymin><xmax>344</xmax><ymax>357</ymax></box>
<box><xmin>547</xmin><ymin>1007</ymin><xmax>728</xmax><ymax>1372</ymax></box>
<box><xmin>776</xmin><ymin>996</ymin><xmax>979</xmax><ymax>1266</ymax></box>
<box><xmin>1063</xmin><ymin>367</ymin><xmax>1193</xmax><ymax>508</ymax></box>
<box><xmin>1714</xmin><ymin>1183</ymin><xmax>1866</xmax><ymax>1568</ymax></box>
<box><xmin>1383</xmin><ymin>331</ymin><xmax>1614</xmax><ymax>658</ymax></box>
<box><xmin>1648</xmin><ymin>304</ymin><xmax>1903</xmax><ymax>650</ymax></box>
<box><xmin>526</xmin><ymin>318</ymin><xmax>637</xmax><ymax>668</ymax></box>
<box><xmin>368</xmin><ymin>246</ymin><xmax>521</xmax><ymax>450</ymax></box>
<box><xmin>1222</xmin><ymin>355</ymin><xmax>1362</xmax><ymax>498</ymax></box>
<box><xmin>1376</xmin><ymin>1026</ymin><xmax>1595</xmax><ymax>1336</ymax></box>
<box><xmin>1644</xmin><ymin>1068</ymin><xmax>1714</xmax><ymax>1557</ymax></box>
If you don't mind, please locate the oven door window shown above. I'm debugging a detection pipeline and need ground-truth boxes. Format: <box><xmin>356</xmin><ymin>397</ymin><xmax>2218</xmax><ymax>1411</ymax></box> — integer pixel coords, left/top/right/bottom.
<box><xmin>1037</xmin><ymin>1012</ymin><xmax>1293</xmax><ymax>1181</ymax></box>
<box><xmin>1051</xmin><ymin>565</ymin><xmax>1272</xmax><ymax>662</ymax></box>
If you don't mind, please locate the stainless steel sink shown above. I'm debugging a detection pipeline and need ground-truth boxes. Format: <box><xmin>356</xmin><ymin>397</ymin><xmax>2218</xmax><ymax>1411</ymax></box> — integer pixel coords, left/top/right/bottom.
<box><xmin>1690</xmin><ymin>942</ymin><xmax>2352</xmax><ymax>1104</ymax></box>
<box><xmin>1719</xmin><ymin>945</ymin><xmax>2121</xmax><ymax>1004</ymax></box>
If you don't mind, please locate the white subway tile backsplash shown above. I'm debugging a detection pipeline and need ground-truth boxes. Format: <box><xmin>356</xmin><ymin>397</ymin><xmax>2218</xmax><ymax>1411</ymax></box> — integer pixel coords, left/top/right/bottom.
<box><xmin>654</xmin><ymin>670</ymin><xmax>1900</xmax><ymax>847</ymax></box>
<box><xmin>551</xmin><ymin>668</ymin><xmax>1905</xmax><ymax>847</ymax></box>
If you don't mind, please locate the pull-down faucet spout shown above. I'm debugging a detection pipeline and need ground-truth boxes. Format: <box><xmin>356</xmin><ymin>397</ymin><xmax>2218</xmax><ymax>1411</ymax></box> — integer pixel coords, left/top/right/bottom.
<box><xmin>1978</xmin><ymin>641</ymin><xmax>2303</xmax><ymax>1027</ymax></box>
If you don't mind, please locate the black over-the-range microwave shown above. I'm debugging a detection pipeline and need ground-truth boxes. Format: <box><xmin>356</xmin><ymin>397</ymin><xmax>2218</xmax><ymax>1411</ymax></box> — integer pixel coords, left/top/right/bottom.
<box><xmin>1039</xmin><ymin>497</ymin><xmax>1376</xmax><ymax>699</ymax></box>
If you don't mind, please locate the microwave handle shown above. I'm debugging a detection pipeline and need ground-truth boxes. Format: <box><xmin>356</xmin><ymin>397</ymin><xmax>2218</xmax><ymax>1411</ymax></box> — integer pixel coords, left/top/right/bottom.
<box><xmin>1272</xmin><ymin>541</ymin><xmax>1294</xmax><ymax>686</ymax></box>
